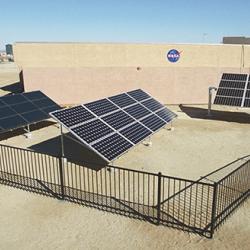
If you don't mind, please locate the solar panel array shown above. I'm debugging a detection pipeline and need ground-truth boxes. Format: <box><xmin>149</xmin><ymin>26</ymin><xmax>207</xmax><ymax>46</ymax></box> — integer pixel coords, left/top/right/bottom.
<box><xmin>0</xmin><ymin>91</ymin><xmax>61</xmax><ymax>133</ymax></box>
<box><xmin>50</xmin><ymin>89</ymin><xmax>177</xmax><ymax>162</ymax></box>
<box><xmin>214</xmin><ymin>73</ymin><xmax>250</xmax><ymax>107</ymax></box>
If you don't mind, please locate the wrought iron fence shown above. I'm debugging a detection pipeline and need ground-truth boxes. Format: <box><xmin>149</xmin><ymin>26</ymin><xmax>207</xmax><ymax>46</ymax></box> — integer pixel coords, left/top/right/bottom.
<box><xmin>0</xmin><ymin>144</ymin><xmax>249</xmax><ymax>238</ymax></box>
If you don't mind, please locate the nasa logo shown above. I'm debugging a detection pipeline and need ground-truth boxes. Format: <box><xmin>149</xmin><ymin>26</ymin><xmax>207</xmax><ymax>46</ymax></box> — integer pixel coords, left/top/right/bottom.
<box><xmin>167</xmin><ymin>49</ymin><xmax>181</xmax><ymax>63</ymax></box>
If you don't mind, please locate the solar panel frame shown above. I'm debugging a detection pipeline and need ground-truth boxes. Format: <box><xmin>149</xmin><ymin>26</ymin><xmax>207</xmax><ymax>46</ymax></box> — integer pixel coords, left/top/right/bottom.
<box><xmin>214</xmin><ymin>73</ymin><xmax>250</xmax><ymax>108</ymax></box>
<box><xmin>50</xmin><ymin>89</ymin><xmax>177</xmax><ymax>162</ymax></box>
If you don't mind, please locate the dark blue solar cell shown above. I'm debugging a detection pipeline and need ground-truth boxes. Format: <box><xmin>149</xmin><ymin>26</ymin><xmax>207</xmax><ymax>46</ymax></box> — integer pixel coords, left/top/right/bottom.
<box><xmin>156</xmin><ymin>108</ymin><xmax>177</xmax><ymax>123</ymax></box>
<box><xmin>92</xmin><ymin>133</ymin><xmax>133</xmax><ymax>161</ymax></box>
<box><xmin>0</xmin><ymin>100</ymin><xmax>6</xmax><ymax>108</ymax></box>
<box><xmin>33</xmin><ymin>98</ymin><xmax>59</xmax><ymax>109</ymax></box>
<box><xmin>216</xmin><ymin>88</ymin><xmax>244</xmax><ymax>97</ymax></box>
<box><xmin>22</xmin><ymin>110</ymin><xmax>48</xmax><ymax>123</ymax></box>
<box><xmin>244</xmin><ymin>98</ymin><xmax>250</xmax><ymax>107</ymax></box>
<box><xmin>219</xmin><ymin>80</ymin><xmax>246</xmax><ymax>89</ymax></box>
<box><xmin>108</xmin><ymin>93</ymin><xmax>136</xmax><ymax>108</ymax></box>
<box><xmin>101</xmin><ymin>110</ymin><xmax>135</xmax><ymax>130</ymax></box>
<box><xmin>1</xmin><ymin>94</ymin><xmax>27</xmax><ymax>105</ymax></box>
<box><xmin>120</xmin><ymin>122</ymin><xmax>151</xmax><ymax>144</ymax></box>
<box><xmin>11</xmin><ymin>101</ymin><xmax>37</xmax><ymax>114</ymax></box>
<box><xmin>51</xmin><ymin>105</ymin><xmax>95</xmax><ymax>128</ymax></box>
<box><xmin>214</xmin><ymin>96</ymin><xmax>242</xmax><ymax>106</ymax></box>
<box><xmin>127</xmin><ymin>89</ymin><xmax>151</xmax><ymax>101</ymax></box>
<box><xmin>141</xmin><ymin>114</ymin><xmax>166</xmax><ymax>132</ymax></box>
<box><xmin>222</xmin><ymin>73</ymin><xmax>247</xmax><ymax>81</ymax></box>
<box><xmin>0</xmin><ymin>115</ymin><xmax>27</xmax><ymax>130</ymax></box>
<box><xmin>85</xmin><ymin>99</ymin><xmax>118</xmax><ymax>116</ymax></box>
<box><xmin>124</xmin><ymin>103</ymin><xmax>150</xmax><ymax>119</ymax></box>
<box><xmin>245</xmin><ymin>90</ymin><xmax>250</xmax><ymax>98</ymax></box>
<box><xmin>141</xmin><ymin>98</ymin><xmax>164</xmax><ymax>112</ymax></box>
<box><xmin>72</xmin><ymin>119</ymin><xmax>114</xmax><ymax>143</ymax></box>
<box><xmin>42</xmin><ymin>105</ymin><xmax>61</xmax><ymax>113</ymax></box>
<box><xmin>247</xmin><ymin>81</ymin><xmax>250</xmax><ymax>89</ymax></box>
<box><xmin>0</xmin><ymin>106</ymin><xmax>16</xmax><ymax>118</ymax></box>
<box><xmin>23</xmin><ymin>91</ymin><xmax>47</xmax><ymax>100</ymax></box>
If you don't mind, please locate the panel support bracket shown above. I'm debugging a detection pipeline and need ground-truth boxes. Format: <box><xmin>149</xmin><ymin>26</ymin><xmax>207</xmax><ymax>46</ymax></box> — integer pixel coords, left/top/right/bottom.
<box><xmin>24</xmin><ymin>124</ymin><xmax>32</xmax><ymax>139</ymax></box>
<box><xmin>207</xmin><ymin>87</ymin><xmax>217</xmax><ymax>116</ymax></box>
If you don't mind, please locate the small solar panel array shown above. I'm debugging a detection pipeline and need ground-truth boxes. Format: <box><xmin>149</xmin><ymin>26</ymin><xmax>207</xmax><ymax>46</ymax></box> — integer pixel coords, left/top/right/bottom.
<box><xmin>51</xmin><ymin>89</ymin><xmax>177</xmax><ymax>162</ymax></box>
<box><xmin>0</xmin><ymin>91</ymin><xmax>61</xmax><ymax>133</ymax></box>
<box><xmin>214</xmin><ymin>73</ymin><xmax>250</xmax><ymax>107</ymax></box>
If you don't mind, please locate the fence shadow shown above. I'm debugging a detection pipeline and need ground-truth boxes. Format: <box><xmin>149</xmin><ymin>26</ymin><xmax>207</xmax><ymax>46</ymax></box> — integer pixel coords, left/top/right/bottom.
<box><xmin>0</xmin><ymin>121</ymin><xmax>57</xmax><ymax>141</ymax></box>
<box><xmin>179</xmin><ymin>104</ymin><xmax>250</xmax><ymax>124</ymax></box>
<box><xmin>0</xmin><ymin>143</ymin><xmax>249</xmax><ymax>238</ymax></box>
<box><xmin>28</xmin><ymin>134</ymin><xmax>108</xmax><ymax>170</ymax></box>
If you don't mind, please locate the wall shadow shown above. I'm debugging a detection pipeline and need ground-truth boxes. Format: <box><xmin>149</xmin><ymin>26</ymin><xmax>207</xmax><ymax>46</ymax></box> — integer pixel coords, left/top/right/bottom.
<box><xmin>0</xmin><ymin>121</ymin><xmax>56</xmax><ymax>141</ymax></box>
<box><xmin>28</xmin><ymin>133</ymin><xmax>108</xmax><ymax>170</ymax></box>
<box><xmin>1</xmin><ymin>81</ymin><xmax>24</xmax><ymax>94</ymax></box>
<box><xmin>179</xmin><ymin>104</ymin><xmax>250</xmax><ymax>124</ymax></box>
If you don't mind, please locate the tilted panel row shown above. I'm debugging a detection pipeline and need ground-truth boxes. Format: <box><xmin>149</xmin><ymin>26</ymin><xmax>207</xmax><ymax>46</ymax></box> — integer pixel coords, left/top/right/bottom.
<box><xmin>50</xmin><ymin>89</ymin><xmax>177</xmax><ymax>162</ymax></box>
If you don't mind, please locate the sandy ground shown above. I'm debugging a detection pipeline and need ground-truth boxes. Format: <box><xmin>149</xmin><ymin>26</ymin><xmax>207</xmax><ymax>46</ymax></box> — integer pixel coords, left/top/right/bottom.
<box><xmin>0</xmin><ymin>65</ymin><xmax>250</xmax><ymax>249</ymax></box>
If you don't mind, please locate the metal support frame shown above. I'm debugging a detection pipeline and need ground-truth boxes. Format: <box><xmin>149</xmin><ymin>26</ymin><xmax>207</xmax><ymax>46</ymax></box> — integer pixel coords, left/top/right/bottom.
<box><xmin>207</xmin><ymin>87</ymin><xmax>217</xmax><ymax>116</ymax></box>
<box><xmin>24</xmin><ymin>124</ymin><xmax>31</xmax><ymax>139</ymax></box>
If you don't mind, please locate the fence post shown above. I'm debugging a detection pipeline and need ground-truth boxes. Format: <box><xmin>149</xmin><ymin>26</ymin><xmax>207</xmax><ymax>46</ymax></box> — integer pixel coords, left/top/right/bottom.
<box><xmin>210</xmin><ymin>182</ymin><xmax>218</xmax><ymax>238</ymax></box>
<box><xmin>59</xmin><ymin>157</ymin><xmax>65</xmax><ymax>200</ymax></box>
<box><xmin>157</xmin><ymin>172</ymin><xmax>162</xmax><ymax>225</ymax></box>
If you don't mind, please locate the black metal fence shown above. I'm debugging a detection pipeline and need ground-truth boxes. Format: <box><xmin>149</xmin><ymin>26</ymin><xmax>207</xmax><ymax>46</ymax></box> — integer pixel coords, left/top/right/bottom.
<box><xmin>0</xmin><ymin>144</ymin><xmax>249</xmax><ymax>238</ymax></box>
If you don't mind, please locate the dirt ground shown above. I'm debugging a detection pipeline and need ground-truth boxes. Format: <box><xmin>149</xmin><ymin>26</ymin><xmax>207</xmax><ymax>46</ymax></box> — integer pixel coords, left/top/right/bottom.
<box><xmin>0</xmin><ymin>64</ymin><xmax>250</xmax><ymax>249</ymax></box>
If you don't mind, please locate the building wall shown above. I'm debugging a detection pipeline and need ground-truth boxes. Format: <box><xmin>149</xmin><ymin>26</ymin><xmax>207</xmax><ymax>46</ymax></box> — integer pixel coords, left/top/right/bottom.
<box><xmin>13</xmin><ymin>43</ymin><xmax>250</xmax><ymax>105</ymax></box>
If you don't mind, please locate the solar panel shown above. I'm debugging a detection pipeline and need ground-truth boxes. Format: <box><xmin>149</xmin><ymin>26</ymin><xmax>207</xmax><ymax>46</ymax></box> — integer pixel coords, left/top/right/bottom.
<box><xmin>119</xmin><ymin>122</ymin><xmax>151</xmax><ymax>144</ymax></box>
<box><xmin>124</xmin><ymin>103</ymin><xmax>151</xmax><ymax>120</ymax></box>
<box><xmin>101</xmin><ymin>110</ymin><xmax>135</xmax><ymax>130</ymax></box>
<box><xmin>91</xmin><ymin>133</ymin><xmax>133</xmax><ymax>161</ymax></box>
<box><xmin>71</xmin><ymin>119</ymin><xmax>114</xmax><ymax>144</ymax></box>
<box><xmin>0</xmin><ymin>91</ymin><xmax>61</xmax><ymax>133</ymax></box>
<box><xmin>141</xmin><ymin>98</ymin><xmax>164</xmax><ymax>112</ymax></box>
<box><xmin>84</xmin><ymin>99</ymin><xmax>118</xmax><ymax>116</ymax></box>
<box><xmin>156</xmin><ymin>108</ymin><xmax>177</xmax><ymax>123</ymax></box>
<box><xmin>140</xmin><ymin>114</ymin><xmax>166</xmax><ymax>132</ymax></box>
<box><xmin>214</xmin><ymin>73</ymin><xmax>250</xmax><ymax>108</ymax></box>
<box><xmin>222</xmin><ymin>73</ymin><xmax>247</xmax><ymax>81</ymax></box>
<box><xmin>108</xmin><ymin>93</ymin><xmax>136</xmax><ymax>108</ymax></box>
<box><xmin>127</xmin><ymin>89</ymin><xmax>151</xmax><ymax>101</ymax></box>
<box><xmin>50</xmin><ymin>89</ymin><xmax>177</xmax><ymax>162</ymax></box>
<box><xmin>52</xmin><ymin>106</ymin><xmax>95</xmax><ymax>128</ymax></box>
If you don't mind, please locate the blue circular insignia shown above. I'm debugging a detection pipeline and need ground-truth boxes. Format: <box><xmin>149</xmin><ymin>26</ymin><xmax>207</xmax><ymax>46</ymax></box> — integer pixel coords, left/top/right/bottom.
<box><xmin>167</xmin><ymin>49</ymin><xmax>180</xmax><ymax>63</ymax></box>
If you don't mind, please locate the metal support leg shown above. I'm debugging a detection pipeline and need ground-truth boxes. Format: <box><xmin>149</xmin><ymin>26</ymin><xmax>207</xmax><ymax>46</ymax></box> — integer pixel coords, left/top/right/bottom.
<box><xmin>143</xmin><ymin>136</ymin><xmax>152</xmax><ymax>146</ymax></box>
<box><xmin>207</xmin><ymin>87</ymin><xmax>217</xmax><ymax>116</ymax></box>
<box><xmin>24</xmin><ymin>124</ymin><xmax>32</xmax><ymax>139</ymax></box>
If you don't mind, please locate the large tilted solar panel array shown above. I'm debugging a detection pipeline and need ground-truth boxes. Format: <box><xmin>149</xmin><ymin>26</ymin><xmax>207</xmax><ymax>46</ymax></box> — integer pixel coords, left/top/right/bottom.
<box><xmin>0</xmin><ymin>91</ymin><xmax>61</xmax><ymax>133</ymax></box>
<box><xmin>50</xmin><ymin>89</ymin><xmax>177</xmax><ymax>162</ymax></box>
<box><xmin>214</xmin><ymin>73</ymin><xmax>250</xmax><ymax>107</ymax></box>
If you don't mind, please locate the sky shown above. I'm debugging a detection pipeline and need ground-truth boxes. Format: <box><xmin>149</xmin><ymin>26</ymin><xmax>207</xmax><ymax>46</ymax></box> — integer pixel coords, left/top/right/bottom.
<box><xmin>1</xmin><ymin>0</ymin><xmax>250</xmax><ymax>49</ymax></box>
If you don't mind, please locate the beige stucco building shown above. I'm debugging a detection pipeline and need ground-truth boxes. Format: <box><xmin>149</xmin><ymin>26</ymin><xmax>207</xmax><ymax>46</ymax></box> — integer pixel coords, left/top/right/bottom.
<box><xmin>13</xmin><ymin>42</ymin><xmax>250</xmax><ymax>105</ymax></box>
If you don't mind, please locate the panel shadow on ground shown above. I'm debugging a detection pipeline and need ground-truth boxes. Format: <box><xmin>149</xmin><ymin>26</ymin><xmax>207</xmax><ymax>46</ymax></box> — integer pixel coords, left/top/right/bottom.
<box><xmin>28</xmin><ymin>133</ymin><xmax>108</xmax><ymax>170</ymax></box>
<box><xmin>0</xmin><ymin>121</ymin><xmax>56</xmax><ymax>140</ymax></box>
<box><xmin>179</xmin><ymin>104</ymin><xmax>250</xmax><ymax>124</ymax></box>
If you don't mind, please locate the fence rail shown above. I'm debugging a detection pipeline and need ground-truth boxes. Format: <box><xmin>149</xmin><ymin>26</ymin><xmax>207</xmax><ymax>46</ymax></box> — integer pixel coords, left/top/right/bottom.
<box><xmin>0</xmin><ymin>144</ymin><xmax>249</xmax><ymax>238</ymax></box>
